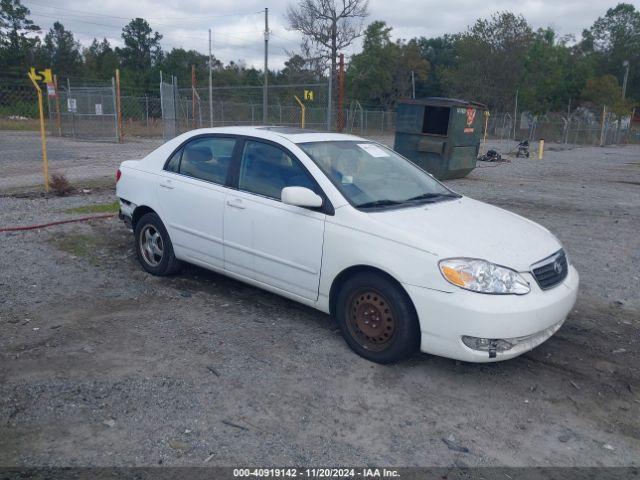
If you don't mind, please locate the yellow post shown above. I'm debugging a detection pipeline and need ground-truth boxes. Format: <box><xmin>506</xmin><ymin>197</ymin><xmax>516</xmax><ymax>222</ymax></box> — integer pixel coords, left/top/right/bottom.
<box><xmin>538</xmin><ymin>139</ymin><xmax>545</xmax><ymax>160</ymax></box>
<box><xmin>480</xmin><ymin>110</ymin><xmax>490</xmax><ymax>155</ymax></box>
<box><xmin>294</xmin><ymin>95</ymin><xmax>305</xmax><ymax>129</ymax></box>
<box><xmin>28</xmin><ymin>70</ymin><xmax>49</xmax><ymax>193</ymax></box>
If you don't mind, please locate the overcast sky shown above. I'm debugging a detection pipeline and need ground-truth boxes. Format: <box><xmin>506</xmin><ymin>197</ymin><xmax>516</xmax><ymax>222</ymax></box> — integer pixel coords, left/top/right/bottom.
<box><xmin>24</xmin><ymin>0</ymin><xmax>638</xmax><ymax>70</ymax></box>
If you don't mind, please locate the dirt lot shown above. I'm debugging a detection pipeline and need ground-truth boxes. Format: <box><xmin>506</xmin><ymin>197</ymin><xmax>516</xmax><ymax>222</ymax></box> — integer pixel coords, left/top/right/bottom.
<box><xmin>0</xmin><ymin>134</ymin><xmax>639</xmax><ymax>467</ymax></box>
<box><xmin>0</xmin><ymin>131</ymin><xmax>161</xmax><ymax>193</ymax></box>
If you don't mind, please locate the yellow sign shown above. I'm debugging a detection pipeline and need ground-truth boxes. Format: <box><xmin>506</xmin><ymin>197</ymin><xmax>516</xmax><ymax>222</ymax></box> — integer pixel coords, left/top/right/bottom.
<box><xmin>41</xmin><ymin>68</ymin><xmax>53</xmax><ymax>84</ymax></box>
<box><xmin>28</xmin><ymin>67</ymin><xmax>53</xmax><ymax>83</ymax></box>
<box><xmin>304</xmin><ymin>89</ymin><xmax>314</xmax><ymax>101</ymax></box>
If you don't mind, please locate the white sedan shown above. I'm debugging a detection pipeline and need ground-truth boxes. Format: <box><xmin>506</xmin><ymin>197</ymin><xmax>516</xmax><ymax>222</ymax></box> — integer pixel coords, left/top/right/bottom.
<box><xmin>116</xmin><ymin>126</ymin><xmax>579</xmax><ymax>364</ymax></box>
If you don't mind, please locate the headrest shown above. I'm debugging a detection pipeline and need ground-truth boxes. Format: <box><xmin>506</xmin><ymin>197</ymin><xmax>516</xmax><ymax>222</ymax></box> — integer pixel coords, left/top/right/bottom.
<box><xmin>184</xmin><ymin>146</ymin><xmax>212</xmax><ymax>164</ymax></box>
<box><xmin>248</xmin><ymin>144</ymin><xmax>282</xmax><ymax>166</ymax></box>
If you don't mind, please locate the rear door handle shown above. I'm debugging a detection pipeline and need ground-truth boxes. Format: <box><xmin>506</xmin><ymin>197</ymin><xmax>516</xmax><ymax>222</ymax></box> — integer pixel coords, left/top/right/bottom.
<box><xmin>226</xmin><ymin>198</ymin><xmax>245</xmax><ymax>209</ymax></box>
<box><xmin>160</xmin><ymin>179</ymin><xmax>174</xmax><ymax>190</ymax></box>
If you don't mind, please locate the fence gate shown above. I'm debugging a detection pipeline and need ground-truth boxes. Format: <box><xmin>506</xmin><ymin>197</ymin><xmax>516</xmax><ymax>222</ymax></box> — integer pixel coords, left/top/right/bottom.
<box><xmin>160</xmin><ymin>76</ymin><xmax>177</xmax><ymax>140</ymax></box>
<box><xmin>51</xmin><ymin>83</ymin><xmax>118</xmax><ymax>141</ymax></box>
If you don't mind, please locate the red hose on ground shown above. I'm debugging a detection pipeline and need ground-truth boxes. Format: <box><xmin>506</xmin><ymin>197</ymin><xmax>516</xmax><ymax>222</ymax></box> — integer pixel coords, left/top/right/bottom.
<box><xmin>0</xmin><ymin>213</ymin><xmax>116</xmax><ymax>233</ymax></box>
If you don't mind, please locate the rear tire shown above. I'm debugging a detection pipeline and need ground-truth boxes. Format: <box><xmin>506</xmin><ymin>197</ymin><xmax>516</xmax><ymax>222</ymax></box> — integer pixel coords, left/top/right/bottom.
<box><xmin>335</xmin><ymin>272</ymin><xmax>420</xmax><ymax>364</ymax></box>
<box><xmin>134</xmin><ymin>212</ymin><xmax>181</xmax><ymax>276</ymax></box>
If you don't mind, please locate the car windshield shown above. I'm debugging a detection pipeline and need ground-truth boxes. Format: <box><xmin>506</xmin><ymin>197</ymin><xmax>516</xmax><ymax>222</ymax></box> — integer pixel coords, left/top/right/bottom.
<box><xmin>298</xmin><ymin>140</ymin><xmax>459</xmax><ymax>209</ymax></box>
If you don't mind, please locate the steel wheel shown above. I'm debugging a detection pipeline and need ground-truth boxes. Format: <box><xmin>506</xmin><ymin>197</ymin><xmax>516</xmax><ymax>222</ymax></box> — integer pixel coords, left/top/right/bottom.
<box><xmin>346</xmin><ymin>289</ymin><xmax>397</xmax><ymax>352</ymax></box>
<box><xmin>139</xmin><ymin>223</ymin><xmax>164</xmax><ymax>267</ymax></box>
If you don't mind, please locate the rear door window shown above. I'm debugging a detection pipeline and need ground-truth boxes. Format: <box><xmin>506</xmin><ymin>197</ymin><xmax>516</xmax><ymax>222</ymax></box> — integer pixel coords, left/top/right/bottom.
<box><xmin>178</xmin><ymin>137</ymin><xmax>236</xmax><ymax>185</ymax></box>
<box><xmin>165</xmin><ymin>148</ymin><xmax>182</xmax><ymax>173</ymax></box>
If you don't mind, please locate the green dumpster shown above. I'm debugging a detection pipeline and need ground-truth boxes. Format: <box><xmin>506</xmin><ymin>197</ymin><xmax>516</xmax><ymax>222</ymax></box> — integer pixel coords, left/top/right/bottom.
<box><xmin>393</xmin><ymin>97</ymin><xmax>487</xmax><ymax>179</ymax></box>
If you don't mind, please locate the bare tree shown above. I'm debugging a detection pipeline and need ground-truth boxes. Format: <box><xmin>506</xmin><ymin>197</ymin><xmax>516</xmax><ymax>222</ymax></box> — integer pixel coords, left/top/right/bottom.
<box><xmin>287</xmin><ymin>0</ymin><xmax>369</xmax><ymax>102</ymax></box>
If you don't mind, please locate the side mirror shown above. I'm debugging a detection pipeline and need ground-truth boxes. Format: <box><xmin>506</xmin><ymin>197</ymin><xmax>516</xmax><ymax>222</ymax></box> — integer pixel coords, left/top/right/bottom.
<box><xmin>281</xmin><ymin>186</ymin><xmax>323</xmax><ymax>208</ymax></box>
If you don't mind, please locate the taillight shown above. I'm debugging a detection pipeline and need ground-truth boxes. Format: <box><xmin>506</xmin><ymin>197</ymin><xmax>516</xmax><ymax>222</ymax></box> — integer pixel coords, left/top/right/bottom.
<box><xmin>116</xmin><ymin>168</ymin><xmax>122</xmax><ymax>182</ymax></box>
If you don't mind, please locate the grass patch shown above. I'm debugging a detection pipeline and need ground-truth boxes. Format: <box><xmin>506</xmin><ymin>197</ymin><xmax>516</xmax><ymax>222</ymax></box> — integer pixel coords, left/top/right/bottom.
<box><xmin>49</xmin><ymin>233</ymin><xmax>98</xmax><ymax>258</ymax></box>
<box><xmin>0</xmin><ymin>118</ymin><xmax>40</xmax><ymax>131</ymax></box>
<box><xmin>65</xmin><ymin>201</ymin><xmax>119</xmax><ymax>214</ymax></box>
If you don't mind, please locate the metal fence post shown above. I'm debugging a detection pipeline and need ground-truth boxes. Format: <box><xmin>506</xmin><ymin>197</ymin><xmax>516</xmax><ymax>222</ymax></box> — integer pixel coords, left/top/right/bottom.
<box><xmin>111</xmin><ymin>77</ymin><xmax>118</xmax><ymax>141</ymax></box>
<box><xmin>599</xmin><ymin>105</ymin><xmax>607</xmax><ymax>146</ymax></box>
<box><xmin>69</xmin><ymin>81</ymin><xmax>76</xmax><ymax>140</ymax></box>
<box><xmin>53</xmin><ymin>74</ymin><xmax>61</xmax><ymax>136</ymax></box>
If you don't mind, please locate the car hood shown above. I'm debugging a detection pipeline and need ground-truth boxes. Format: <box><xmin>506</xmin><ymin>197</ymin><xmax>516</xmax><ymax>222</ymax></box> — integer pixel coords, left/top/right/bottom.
<box><xmin>366</xmin><ymin>196</ymin><xmax>562</xmax><ymax>272</ymax></box>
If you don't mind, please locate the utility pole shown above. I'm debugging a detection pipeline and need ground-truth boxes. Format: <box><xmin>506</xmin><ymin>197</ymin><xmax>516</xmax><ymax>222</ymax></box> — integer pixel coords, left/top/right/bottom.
<box><xmin>208</xmin><ymin>29</ymin><xmax>213</xmax><ymax>127</ymax></box>
<box><xmin>191</xmin><ymin>64</ymin><xmax>196</xmax><ymax>129</ymax></box>
<box><xmin>622</xmin><ymin>60</ymin><xmax>630</xmax><ymax>99</ymax></box>
<box><xmin>327</xmin><ymin>71</ymin><xmax>332</xmax><ymax>131</ymax></box>
<box><xmin>337</xmin><ymin>54</ymin><xmax>345</xmax><ymax>132</ymax></box>
<box><xmin>411</xmin><ymin>71</ymin><xmax>416</xmax><ymax>99</ymax></box>
<box><xmin>263</xmin><ymin>8</ymin><xmax>269</xmax><ymax>124</ymax></box>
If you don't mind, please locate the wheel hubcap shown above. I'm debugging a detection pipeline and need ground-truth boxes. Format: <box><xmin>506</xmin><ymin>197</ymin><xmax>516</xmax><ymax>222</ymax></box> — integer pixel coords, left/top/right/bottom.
<box><xmin>347</xmin><ymin>290</ymin><xmax>396</xmax><ymax>351</ymax></box>
<box><xmin>139</xmin><ymin>224</ymin><xmax>163</xmax><ymax>267</ymax></box>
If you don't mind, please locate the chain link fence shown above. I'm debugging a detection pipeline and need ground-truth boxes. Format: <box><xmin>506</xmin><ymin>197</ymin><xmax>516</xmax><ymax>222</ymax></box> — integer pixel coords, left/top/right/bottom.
<box><xmin>0</xmin><ymin>81</ymin><xmax>43</xmax><ymax>131</ymax></box>
<box><xmin>120</xmin><ymin>94</ymin><xmax>162</xmax><ymax>138</ymax></box>
<box><xmin>1</xmin><ymin>76</ymin><xmax>637</xmax><ymax>146</ymax></box>
<box><xmin>2</xmin><ymin>75</ymin><xmax>639</xmax><ymax>194</ymax></box>
<box><xmin>486</xmin><ymin>107</ymin><xmax>635</xmax><ymax>149</ymax></box>
<box><xmin>168</xmin><ymin>83</ymin><xmax>331</xmax><ymax>137</ymax></box>
<box><xmin>51</xmin><ymin>84</ymin><xmax>118</xmax><ymax>141</ymax></box>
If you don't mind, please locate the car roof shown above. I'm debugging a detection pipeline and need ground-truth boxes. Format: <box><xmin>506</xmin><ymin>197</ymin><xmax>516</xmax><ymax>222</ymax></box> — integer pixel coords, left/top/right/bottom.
<box><xmin>180</xmin><ymin>126</ymin><xmax>366</xmax><ymax>144</ymax></box>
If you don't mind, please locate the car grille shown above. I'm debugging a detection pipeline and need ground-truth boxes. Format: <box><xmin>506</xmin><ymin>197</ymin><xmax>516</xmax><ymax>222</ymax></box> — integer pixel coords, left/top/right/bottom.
<box><xmin>531</xmin><ymin>250</ymin><xmax>568</xmax><ymax>290</ymax></box>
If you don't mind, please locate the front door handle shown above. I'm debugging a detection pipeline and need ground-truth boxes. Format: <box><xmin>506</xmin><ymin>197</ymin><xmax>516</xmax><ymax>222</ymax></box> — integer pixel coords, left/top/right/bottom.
<box><xmin>160</xmin><ymin>179</ymin><xmax>174</xmax><ymax>190</ymax></box>
<box><xmin>226</xmin><ymin>199</ymin><xmax>245</xmax><ymax>209</ymax></box>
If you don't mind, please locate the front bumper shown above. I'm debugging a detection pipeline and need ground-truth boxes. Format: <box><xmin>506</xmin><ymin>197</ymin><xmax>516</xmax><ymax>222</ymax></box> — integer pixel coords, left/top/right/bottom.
<box><xmin>404</xmin><ymin>265</ymin><xmax>579</xmax><ymax>362</ymax></box>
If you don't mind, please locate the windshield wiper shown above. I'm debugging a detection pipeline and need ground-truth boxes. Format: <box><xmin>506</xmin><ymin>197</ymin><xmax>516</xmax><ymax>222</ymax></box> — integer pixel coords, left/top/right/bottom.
<box><xmin>356</xmin><ymin>199</ymin><xmax>404</xmax><ymax>209</ymax></box>
<box><xmin>357</xmin><ymin>193</ymin><xmax>459</xmax><ymax>209</ymax></box>
<box><xmin>403</xmin><ymin>192</ymin><xmax>460</xmax><ymax>203</ymax></box>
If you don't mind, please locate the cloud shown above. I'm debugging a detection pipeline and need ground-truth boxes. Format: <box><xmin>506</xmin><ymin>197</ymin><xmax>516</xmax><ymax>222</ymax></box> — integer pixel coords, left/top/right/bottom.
<box><xmin>25</xmin><ymin>0</ymin><xmax>628</xmax><ymax>69</ymax></box>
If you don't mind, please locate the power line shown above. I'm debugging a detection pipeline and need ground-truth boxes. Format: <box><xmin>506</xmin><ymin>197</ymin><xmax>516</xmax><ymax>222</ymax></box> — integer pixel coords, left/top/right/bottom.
<box><xmin>30</xmin><ymin>11</ymin><xmax>266</xmax><ymax>45</ymax></box>
<box><xmin>30</xmin><ymin>11</ymin><xmax>130</xmax><ymax>30</ymax></box>
<box><xmin>29</xmin><ymin>9</ymin><xmax>263</xmax><ymax>34</ymax></box>
<box><xmin>24</xmin><ymin>1</ymin><xmax>262</xmax><ymax>21</ymax></box>
<box><xmin>26</xmin><ymin>8</ymin><xmax>292</xmax><ymax>66</ymax></box>
<box><xmin>27</xmin><ymin>12</ymin><xmax>269</xmax><ymax>54</ymax></box>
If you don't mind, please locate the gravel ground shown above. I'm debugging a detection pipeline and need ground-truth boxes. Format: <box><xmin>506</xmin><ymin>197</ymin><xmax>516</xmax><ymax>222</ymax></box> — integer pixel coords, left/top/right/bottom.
<box><xmin>0</xmin><ymin>131</ymin><xmax>161</xmax><ymax>193</ymax></box>
<box><xmin>0</xmin><ymin>138</ymin><xmax>639</xmax><ymax>467</ymax></box>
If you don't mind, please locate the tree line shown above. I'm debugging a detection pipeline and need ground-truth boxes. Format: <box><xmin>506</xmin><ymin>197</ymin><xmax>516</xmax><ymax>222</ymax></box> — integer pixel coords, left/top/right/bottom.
<box><xmin>346</xmin><ymin>5</ymin><xmax>637</xmax><ymax>115</ymax></box>
<box><xmin>0</xmin><ymin>0</ymin><xmax>637</xmax><ymax>115</ymax></box>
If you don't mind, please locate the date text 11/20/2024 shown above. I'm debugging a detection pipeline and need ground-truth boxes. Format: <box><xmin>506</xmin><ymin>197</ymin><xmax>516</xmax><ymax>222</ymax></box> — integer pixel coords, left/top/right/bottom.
<box><xmin>233</xmin><ymin>468</ymin><xmax>400</xmax><ymax>478</ymax></box>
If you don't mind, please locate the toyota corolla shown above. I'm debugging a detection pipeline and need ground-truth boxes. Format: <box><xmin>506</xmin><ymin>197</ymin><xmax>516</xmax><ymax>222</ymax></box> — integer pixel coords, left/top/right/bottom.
<box><xmin>116</xmin><ymin>126</ymin><xmax>579</xmax><ymax>364</ymax></box>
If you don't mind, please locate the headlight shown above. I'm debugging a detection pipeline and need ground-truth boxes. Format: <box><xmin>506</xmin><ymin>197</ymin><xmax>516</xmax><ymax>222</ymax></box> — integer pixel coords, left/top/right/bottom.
<box><xmin>439</xmin><ymin>258</ymin><xmax>530</xmax><ymax>295</ymax></box>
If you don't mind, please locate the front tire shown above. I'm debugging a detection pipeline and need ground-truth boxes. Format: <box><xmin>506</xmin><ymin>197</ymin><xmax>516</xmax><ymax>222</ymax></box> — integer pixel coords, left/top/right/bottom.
<box><xmin>335</xmin><ymin>272</ymin><xmax>420</xmax><ymax>364</ymax></box>
<box><xmin>134</xmin><ymin>212</ymin><xmax>181</xmax><ymax>276</ymax></box>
